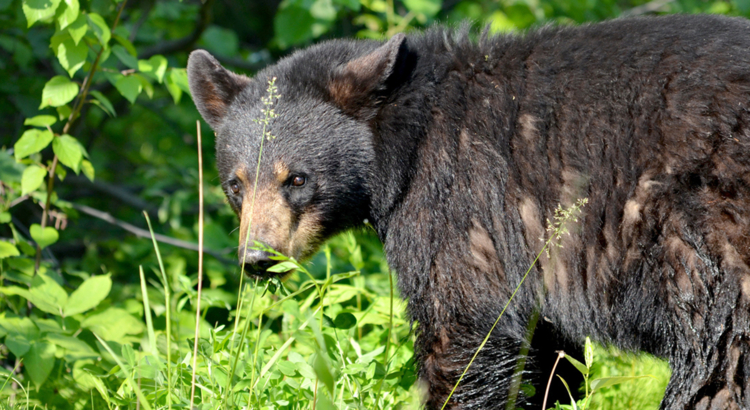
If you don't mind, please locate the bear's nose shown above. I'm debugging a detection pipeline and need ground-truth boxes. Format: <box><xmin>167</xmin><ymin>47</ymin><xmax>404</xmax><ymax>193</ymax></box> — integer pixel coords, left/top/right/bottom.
<box><xmin>239</xmin><ymin>248</ymin><xmax>275</xmax><ymax>276</ymax></box>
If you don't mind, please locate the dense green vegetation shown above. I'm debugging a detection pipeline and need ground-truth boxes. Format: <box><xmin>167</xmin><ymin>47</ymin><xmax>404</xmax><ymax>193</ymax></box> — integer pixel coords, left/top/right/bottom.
<box><xmin>1</xmin><ymin>0</ymin><xmax>745</xmax><ymax>408</ymax></box>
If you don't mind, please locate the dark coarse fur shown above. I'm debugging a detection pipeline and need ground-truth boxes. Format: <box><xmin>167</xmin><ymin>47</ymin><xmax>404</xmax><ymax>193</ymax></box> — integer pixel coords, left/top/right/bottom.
<box><xmin>188</xmin><ymin>14</ymin><xmax>750</xmax><ymax>409</ymax></box>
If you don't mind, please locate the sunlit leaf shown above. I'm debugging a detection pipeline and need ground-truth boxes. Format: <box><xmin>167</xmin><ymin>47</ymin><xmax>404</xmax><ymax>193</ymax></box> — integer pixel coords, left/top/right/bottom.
<box><xmin>64</xmin><ymin>274</ymin><xmax>111</xmax><ymax>316</ymax></box>
<box><xmin>87</xmin><ymin>13</ymin><xmax>110</xmax><ymax>46</ymax></box>
<box><xmin>114</xmin><ymin>75</ymin><xmax>142</xmax><ymax>103</ymax></box>
<box><xmin>67</xmin><ymin>14</ymin><xmax>87</xmax><ymax>44</ymax></box>
<box><xmin>51</xmin><ymin>30</ymin><xmax>87</xmax><ymax>77</ymax></box>
<box><xmin>30</xmin><ymin>224</ymin><xmax>59</xmax><ymax>250</ymax></box>
<box><xmin>22</xmin><ymin>0</ymin><xmax>62</xmax><ymax>27</ymax></box>
<box><xmin>24</xmin><ymin>115</ymin><xmax>57</xmax><ymax>128</ymax></box>
<box><xmin>57</xmin><ymin>0</ymin><xmax>78</xmax><ymax>29</ymax></box>
<box><xmin>0</xmin><ymin>241</ymin><xmax>20</xmax><ymax>259</ymax></box>
<box><xmin>14</xmin><ymin>129</ymin><xmax>54</xmax><ymax>160</ymax></box>
<box><xmin>53</xmin><ymin>134</ymin><xmax>83</xmax><ymax>173</ymax></box>
<box><xmin>40</xmin><ymin>75</ymin><xmax>79</xmax><ymax>108</ymax></box>
<box><xmin>25</xmin><ymin>341</ymin><xmax>57</xmax><ymax>387</ymax></box>
<box><xmin>21</xmin><ymin>165</ymin><xmax>47</xmax><ymax>195</ymax></box>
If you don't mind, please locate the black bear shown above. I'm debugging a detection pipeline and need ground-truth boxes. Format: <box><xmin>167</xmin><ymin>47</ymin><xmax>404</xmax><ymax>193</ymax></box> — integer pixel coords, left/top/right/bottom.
<box><xmin>188</xmin><ymin>14</ymin><xmax>750</xmax><ymax>409</ymax></box>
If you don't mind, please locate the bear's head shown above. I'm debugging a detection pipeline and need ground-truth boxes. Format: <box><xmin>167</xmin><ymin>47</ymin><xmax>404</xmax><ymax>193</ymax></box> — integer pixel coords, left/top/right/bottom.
<box><xmin>187</xmin><ymin>34</ymin><xmax>407</xmax><ymax>277</ymax></box>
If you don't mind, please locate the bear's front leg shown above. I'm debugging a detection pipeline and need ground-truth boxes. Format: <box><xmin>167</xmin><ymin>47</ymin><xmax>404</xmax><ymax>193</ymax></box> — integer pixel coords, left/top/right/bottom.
<box><xmin>417</xmin><ymin>323</ymin><xmax>530</xmax><ymax>410</ymax></box>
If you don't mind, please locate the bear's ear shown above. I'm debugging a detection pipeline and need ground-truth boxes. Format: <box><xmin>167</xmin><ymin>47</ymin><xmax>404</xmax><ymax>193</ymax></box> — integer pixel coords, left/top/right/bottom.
<box><xmin>329</xmin><ymin>33</ymin><xmax>406</xmax><ymax>116</ymax></box>
<box><xmin>187</xmin><ymin>50</ymin><xmax>250</xmax><ymax>129</ymax></box>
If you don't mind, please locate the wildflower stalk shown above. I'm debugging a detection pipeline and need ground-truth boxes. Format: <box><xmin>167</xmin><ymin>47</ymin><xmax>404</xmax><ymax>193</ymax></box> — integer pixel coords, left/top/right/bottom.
<box><xmin>441</xmin><ymin>198</ymin><xmax>588</xmax><ymax>409</ymax></box>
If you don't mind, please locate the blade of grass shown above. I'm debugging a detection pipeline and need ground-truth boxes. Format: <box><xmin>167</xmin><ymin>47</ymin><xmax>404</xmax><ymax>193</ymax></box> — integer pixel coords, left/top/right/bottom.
<box><xmin>138</xmin><ymin>266</ymin><xmax>157</xmax><ymax>356</ymax></box>
<box><xmin>189</xmin><ymin>120</ymin><xmax>206</xmax><ymax>408</ymax></box>
<box><xmin>143</xmin><ymin>211</ymin><xmax>172</xmax><ymax>410</ymax></box>
<box><xmin>93</xmin><ymin>334</ymin><xmax>153</xmax><ymax>410</ymax></box>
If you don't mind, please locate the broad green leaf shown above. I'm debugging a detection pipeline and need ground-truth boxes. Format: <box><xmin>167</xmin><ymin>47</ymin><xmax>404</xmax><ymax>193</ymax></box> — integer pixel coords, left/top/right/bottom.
<box><xmin>0</xmin><ymin>150</ymin><xmax>24</xmax><ymax>183</ymax></box>
<box><xmin>87</xmin><ymin>13</ymin><xmax>110</xmax><ymax>46</ymax></box>
<box><xmin>0</xmin><ymin>317</ymin><xmax>39</xmax><ymax>357</ymax></box>
<box><xmin>53</xmin><ymin>134</ymin><xmax>83</xmax><ymax>173</ymax></box>
<box><xmin>56</xmin><ymin>104</ymin><xmax>72</xmax><ymax>121</ymax></box>
<box><xmin>0</xmin><ymin>212</ymin><xmax>10</xmax><ymax>223</ymax></box>
<box><xmin>14</xmin><ymin>129</ymin><xmax>54</xmax><ymax>160</ymax></box>
<box><xmin>138</xmin><ymin>55</ymin><xmax>167</xmax><ymax>83</ymax></box>
<box><xmin>47</xmin><ymin>333</ymin><xmax>97</xmax><ymax>361</ymax></box>
<box><xmin>81</xmin><ymin>159</ymin><xmax>95</xmax><ymax>181</ymax></box>
<box><xmin>590</xmin><ymin>375</ymin><xmax>654</xmax><ymax>392</ymax></box>
<box><xmin>21</xmin><ymin>165</ymin><xmax>47</xmax><ymax>195</ymax></box>
<box><xmin>24</xmin><ymin>115</ymin><xmax>57</xmax><ymax>128</ymax></box>
<box><xmin>403</xmin><ymin>0</ymin><xmax>441</xmax><ymax>17</ymax></box>
<box><xmin>111</xmin><ymin>44</ymin><xmax>137</xmax><ymax>69</ymax></box>
<box><xmin>310</xmin><ymin>0</ymin><xmax>336</xmax><ymax>21</ymax></box>
<box><xmin>64</xmin><ymin>274</ymin><xmax>111</xmax><ymax>316</ymax></box>
<box><xmin>22</xmin><ymin>0</ymin><xmax>62</xmax><ymax>27</ymax></box>
<box><xmin>57</xmin><ymin>0</ymin><xmax>78</xmax><ymax>29</ymax></box>
<box><xmin>333</xmin><ymin>312</ymin><xmax>357</xmax><ymax>329</ymax></box>
<box><xmin>51</xmin><ymin>31</ymin><xmax>87</xmax><ymax>77</ymax></box>
<box><xmin>313</xmin><ymin>353</ymin><xmax>334</xmax><ymax>394</ymax></box>
<box><xmin>564</xmin><ymin>354</ymin><xmax>589</xmax><ymax>376</ymax></box>
<box><xmin>81</xmin><ymin>308</ymin><xmax>144</xmax><ymax>340</ymax></box>
<box><xmin>67</xmin><ymin>14</ymin><xmax>87</xmax><ymax>44</ymax></box>
<box><xmin>0</xmin><ymin>241</ymin><xmax>20</xmax><ymax>258</ymax></box>
<box><xmin>89</xmin><ymin>90</ymin><xmax>115</xmax><ymax>117</ymax></box>
<box><xmin>30</xmin><ymin>224</ymin><xmax>59</xmax><ymax>250</ymax></box>
<box><xmin>29</xmin><ymin>273</ymin><xmax>67</xmax><ymax>316</ymax></box>
<box><xmin>25</xmin><ymin>341</ymin><xmax>56</xmax><ymax>387</ymax></box>
<box><xmin>114</xmin><ymin>75</ymin><xmax>141</xmax><ymax>103</ymax></box>
<box><xmin>40</xmin><ymin>75</ymin><xmax>79</xmax><ymax>108</ymax></box>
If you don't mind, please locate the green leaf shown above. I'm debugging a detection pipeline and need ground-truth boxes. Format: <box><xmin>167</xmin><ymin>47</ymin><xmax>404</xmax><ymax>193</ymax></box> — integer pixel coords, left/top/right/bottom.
<box><xmin>0</xmin><ymin>212</ymin><xmax>10</xmax><ymax>223</ymax></box>
<box><xmin>47</xmin><ymin>333</ymin><xmax>97</xmax><ymax>361</ymax></box>
<box><xmin>21</xmin><ymin>165</ymin><xmax>47</xmax><ymax>195</ymax></box>
<box><xmin>14</xmin><ymin>129</ymin><xmax>54</xmax><ymax>160</ymax></box>
<box><xmin>138</xmin><ymin>55</ymin><xmax>167</xmax><ymax>83</ymax></box>
<box><xmin>0</xmin><ymin>317</ymin><xmax>39</xmax><ymax>357</ymax></box>
<box><xmin>0</xmin><ymin>150</ymin><xmax>24</xmax><ymax>183</ymax></box>
<box><xmin>56</xmin><ymin>104</ymin><xmax>72</xmax><ymax>121</ymax></box>
<box><xmin>590</xmin><ymin>375</ymin><xmax>654</xmax><ymax>392</ymax></box>
<box><xmin>87</xmin><ymin>13</ymin><xmax>110</xmax><ymax>46</ymax></box>
<box><xmin>81</xmin><ymin>308</ymin><xmax>144</xmax><ymax>340</ymax></box>
<box><xmin>556</xmin><ymin>376</ymin><xmax>578</xmax><ymax>410</ymax></box>
<box><xmin>28</xmin><ymin>273</ymin><xmax>67</xmax><ymax>317</ymax></box>
<box><xmin>136</xmin><ymin>73</ymin><xmax>154</xmax><ymax>99</ymax></box>
<box><xmin>333</xmin><ymin>312</ymin><xmax>357</xmax><ymax>329</ymax></box>
<box><xmin>403</xmin><ymin>0</ymin><xmax>442</xmax><ymax>17</ymax></box>
<box><xmin>564</xmin><ymin>354</ymin><xmax>589</xmax><ymax>376</ymax></box>
<box><xmin>313</xmin><ymin>353</ymin><xmax>334</xmax><ymax>394</ymax></box>
<box><xmin>40</xmin><ymin>75</ymin><xmax>79</xmax><ymax>108</ymax></box>
<box><xmin>24</xmin><ymin>115</ymin><xmax>57</xmax><ymax>128</ymax></box>
<box><xmin>81</xmin><ymin>159</ymin><xmax>95</xmax><ymax>181</ymax></box>
<box><xmin>64</xmin><ymin>274</ymin><xmax>111</xmax><ymax>316</ymax></box>
<box><xmin>267</xmin><ymin>261</ymin><xmax>298</xmax><ymax>273</ymax></box>
<box><xmin>57</xmin><ymin>0</ymin><xmax>78</xmax><ymax>29</ymax></box>
<box><xmin>0</xmin><ymin>241</ymin><xmax>20</xmax><ymax>258</ymax></box>
<box><xmin>53</xmin><ymin>134</ymin><xmax>83</xmax><ymax>173</ymax></box>
<box><xmin>111</xmin><ymin>44</ymin><xmax>137</xmax><ymax>69</ymax></box>
<box><xmin>30</xmin><ymin>224</ymin><xmax>59</xmax><ymax>250</ymax></box>
<box><xmin>114</xmin><ymin>75</ymin><xmax>141</xmax><ymax>103</ymax></box>
<box><xmin>51</xmin><ymin>30</ymin><xmax>87</xmax><ymax>77</ymax></box>
<box><xmin>67</xmin><ymin>14</ymin><xmax>87</xmax><ymax>44</ymax></box>
<box><xmin>165</xmin><ymin>69</ymin><xmax>188</xmax><ymax>103</ymax></box>
<box><xmin>89</xmin><ymin>90</ymin><xmax>115</xmax><ymax>117</ymax></box>
<box><xmin>23</xmin><ymin>0</ymin><xmax>62</xmax><ymax>27</ymax></box>
<box><xmin>25</xmin><ymin>341</ymin><xmax>57</xmax><ymax>387</ymax></box>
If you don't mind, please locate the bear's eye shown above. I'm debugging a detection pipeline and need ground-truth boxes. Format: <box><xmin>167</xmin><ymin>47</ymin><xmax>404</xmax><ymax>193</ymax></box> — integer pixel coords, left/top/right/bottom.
<box><xmin>229</xmin><ymin>182</ymin><xmax>240</xmax><ymax>195</ymax></box>
<box><xmin>291</xmin><ymin>176</ymin><xmax>306</xmax><ymax>187</ymax></box>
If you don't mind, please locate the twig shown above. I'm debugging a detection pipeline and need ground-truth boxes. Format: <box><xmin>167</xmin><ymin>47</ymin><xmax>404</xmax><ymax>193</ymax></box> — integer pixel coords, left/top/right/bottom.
<box><xmin>69</xmin><ymin>202</ymin><xmax>234</xmax><ymax>264</ymax></box>
<box><xmin>189</xmin><ymin>121</ymin><xmax>205</xmax><ymax>408</ymax></box>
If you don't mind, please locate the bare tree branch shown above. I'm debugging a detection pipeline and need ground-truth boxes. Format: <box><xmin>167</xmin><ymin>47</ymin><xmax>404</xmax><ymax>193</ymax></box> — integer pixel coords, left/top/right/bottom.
<box><xmin>70</xmin><ymin>202</ymin><xmax>235</xmax><ymax>265</ymax></box>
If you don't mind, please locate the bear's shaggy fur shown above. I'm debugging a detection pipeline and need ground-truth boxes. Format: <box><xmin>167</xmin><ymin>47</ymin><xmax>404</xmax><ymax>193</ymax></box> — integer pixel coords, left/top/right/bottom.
<box><xmin>188</xmin><ymin>15</ymin><xmax>750</xmax><ymax>409</ymax></box>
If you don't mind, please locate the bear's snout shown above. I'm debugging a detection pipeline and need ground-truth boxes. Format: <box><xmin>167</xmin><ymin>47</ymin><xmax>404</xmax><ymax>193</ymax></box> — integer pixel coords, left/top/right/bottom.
<box><xmin>238</xmin><ymin>245</ymin><xmax>275</xmax><ymax>277</ymax></box>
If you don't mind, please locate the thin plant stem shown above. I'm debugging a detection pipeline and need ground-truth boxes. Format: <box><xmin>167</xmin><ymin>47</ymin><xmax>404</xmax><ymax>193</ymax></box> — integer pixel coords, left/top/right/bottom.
<box><xmin>34</xmin><ymin>0</ymin><xmax>127</xmax><ymax>272</ymax></box>
<box><xmin>223</xmin><ymin>278</ymin><xmax>260</xmax><ymax>407</ymax></box>
<box><xmin>543</xmin><ymin>352</ymin><xmax>565</xmax><ymax>410</ymax></box>
<box><xmin>190</xmin><ymin>121</ymin><xmax>205</xmax><ymax>408</ymax></box>
<box><xmin>143</xmin><ymin>212</ymin><xmax>172</xmax><ymax>410</ymax></box>
<box><xmin>375</xmin><ymin>268</ymin><xmax>395</xmax><ymax>407</ymax></box>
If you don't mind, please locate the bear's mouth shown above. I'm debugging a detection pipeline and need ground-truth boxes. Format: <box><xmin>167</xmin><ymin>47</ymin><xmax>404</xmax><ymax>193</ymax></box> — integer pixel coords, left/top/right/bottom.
<box><xmin>242</xmin><ymin>260</ymin><xmax>294</xmax><ymax>280</ymax></box>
